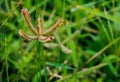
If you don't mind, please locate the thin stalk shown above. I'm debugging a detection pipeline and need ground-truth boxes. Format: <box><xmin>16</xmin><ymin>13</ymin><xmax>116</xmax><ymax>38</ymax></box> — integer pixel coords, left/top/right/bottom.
<box><xmin>58</xmin><ymin>63</ymin><xmax>107</xmax><ymax>82</ymax></box>
<box><xmin>41</xmin><ymin>43</ymin><xmax>48</xmax><ymax>82</ymax></box>
<box><xmin>4</xmin><ymin>38</ymin><xmax>9</xmax><ymax>82</ymax></box>
<box><xmin>37</xmin><ymin>41</ymin><xmax>42</xmax><ymax>82</ymax></box>
<box><xmin>84</xmin><ymin>37</ymin><xmax>120</xmax><ymax>65</ymax></box>
<box><xmin>37</xmin><ymin>41</ymin><xmax>47</xmax><ymax>82</ymax></box>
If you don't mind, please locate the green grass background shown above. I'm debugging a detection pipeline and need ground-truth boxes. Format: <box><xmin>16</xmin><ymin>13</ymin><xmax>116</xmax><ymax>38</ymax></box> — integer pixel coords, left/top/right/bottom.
<box><xmin>0</xmin><ymin>0</ymin><xmax>120</xmax><ymax>82</ymax></box>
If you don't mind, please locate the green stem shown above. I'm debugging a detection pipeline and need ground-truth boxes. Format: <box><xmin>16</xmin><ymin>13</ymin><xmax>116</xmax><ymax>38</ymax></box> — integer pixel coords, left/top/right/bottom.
<box><xmin>40</xmin><ymin>42</ymin><xmax>48</xmax><ymax>82</ymax></box>
<box><xmin>37</xmin><ymin>41</ymin><xmax>47</xmax><ymax>82</ymax></box>
<box><xmin>37</xmin><ymin>41</ymin><xmax>42</xmax><ymax>82</ymax></box>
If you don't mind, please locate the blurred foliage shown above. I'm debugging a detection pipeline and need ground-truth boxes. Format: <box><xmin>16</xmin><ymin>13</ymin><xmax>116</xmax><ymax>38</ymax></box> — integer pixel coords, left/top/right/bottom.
<box><xmin>1</xmin><ymin>0</ymin><xmax>120</xmax><ymax>82</ymax></box>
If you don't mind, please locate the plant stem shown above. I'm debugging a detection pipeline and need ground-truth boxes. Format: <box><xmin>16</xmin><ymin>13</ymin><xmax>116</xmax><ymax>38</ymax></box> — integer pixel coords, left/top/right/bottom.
<box><xmin>37</xmin><ymin>41</ymin><xmax>48</xmax><ymax>82</ymax></box>
<box><xmin>41</xmin><ymin>44</ymin><xmax>48</xmax><ymax>82</ymax></box>
<box><xmin>37</xmin><ymin>41</ymin><xmax>42</xmax><ymax>82</ymax></box>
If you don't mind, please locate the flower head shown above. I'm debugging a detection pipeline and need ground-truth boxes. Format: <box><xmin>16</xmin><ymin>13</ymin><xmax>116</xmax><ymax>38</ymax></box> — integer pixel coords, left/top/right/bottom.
<box><xmin>19</xmin><ymin>8</ymin><xmax>63</xmax><ymax>42</ymax></box>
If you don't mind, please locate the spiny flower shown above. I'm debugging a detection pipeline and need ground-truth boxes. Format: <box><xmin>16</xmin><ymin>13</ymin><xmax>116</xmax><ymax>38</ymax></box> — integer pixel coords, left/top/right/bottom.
<box><xmin>19</xmin><ymin>8</ymin><xmax>63</xmax><ymax>42</ymax></box>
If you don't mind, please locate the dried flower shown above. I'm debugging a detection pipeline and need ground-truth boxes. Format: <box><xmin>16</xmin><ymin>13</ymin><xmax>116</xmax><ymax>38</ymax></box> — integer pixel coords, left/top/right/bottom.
<box><xmin>19</xmin><ymin>8</ymin><xmax>63</xmax><ymax>42</ymax></box>
<box><xmin>46</xmin><ymin>67</ymin><xmax>62</xmax><ymax>81</ymax></box>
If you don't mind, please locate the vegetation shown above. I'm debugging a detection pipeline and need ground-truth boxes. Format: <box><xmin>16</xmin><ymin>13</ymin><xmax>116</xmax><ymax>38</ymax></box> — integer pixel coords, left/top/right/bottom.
<box><xmin>0</xmin><ymin>0</ymin><xmax>120</xmax><ymax>82</ymax></box>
